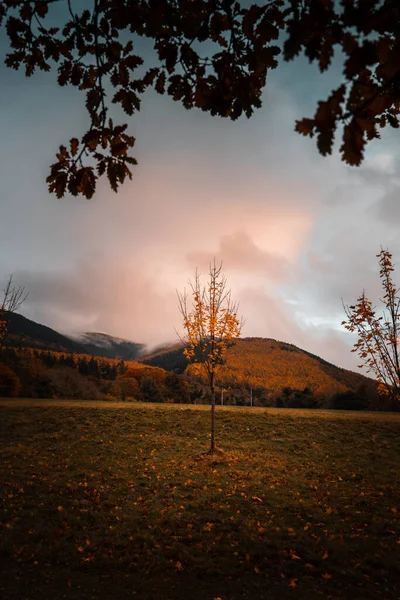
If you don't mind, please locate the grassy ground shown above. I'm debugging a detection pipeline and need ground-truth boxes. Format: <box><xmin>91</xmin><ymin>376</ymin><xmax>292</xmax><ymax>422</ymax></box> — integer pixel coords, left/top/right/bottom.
<box><xmin>0</xmin><ymin>400</ymin><xmax>399</xmax><ymax>600</ymax></box>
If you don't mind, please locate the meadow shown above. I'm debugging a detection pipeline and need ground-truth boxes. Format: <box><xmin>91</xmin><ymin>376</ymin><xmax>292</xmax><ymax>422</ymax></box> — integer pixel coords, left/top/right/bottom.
<box><xmin>1</xmin><ymin>400</ymin><xmax>399</xmax><ymax>599</ymax></box>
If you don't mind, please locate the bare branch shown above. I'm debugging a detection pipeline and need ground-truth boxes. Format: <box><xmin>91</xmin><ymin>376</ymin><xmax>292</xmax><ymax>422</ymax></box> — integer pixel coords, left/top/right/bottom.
<box><xmin>0</xmin><ymin>274</ymin><xmax>28</xmax><ymax>346</ymax></box>
<box><xmin>1</xmin><ymin>274</ymin><xmax>28</xmax><ymax>313</ymax></box>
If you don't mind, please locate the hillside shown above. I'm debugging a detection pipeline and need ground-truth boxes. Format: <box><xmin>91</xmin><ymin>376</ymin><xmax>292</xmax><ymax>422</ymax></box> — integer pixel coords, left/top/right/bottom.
<box><xmin>142</xmin><ymin>337</ymin><xmax>379</xmax><ymax>408</ymax></box>
<box><xmin>1</xmin><ymin>313</ymin><xmax>383</xmax><ymax>408</ymax></box>
<box><xmin>142</xmin><ymin>343</ymin><xmax>188</xmax><ymax>373</ymax></box>
<box><xmin>3</xmin><ymin>312</ymin><xmax>87</xmax><ymax>353</ymax></box>
<box><xmin>3</xmin><ymin>312</ymin><xmax>144</xmax><ymax>360</ymax></box>
<box><xmin>0</xmin><ymin>344</ymin><xmax>190</xmax><ymax>403</ymax></box>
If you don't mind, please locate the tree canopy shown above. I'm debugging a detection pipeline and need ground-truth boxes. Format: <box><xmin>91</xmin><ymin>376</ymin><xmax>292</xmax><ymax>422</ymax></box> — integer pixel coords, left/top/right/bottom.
<box><xmin>2</xmin><ymin>0</ymin><xmax>400</xmax><ymax>198</ymax></box>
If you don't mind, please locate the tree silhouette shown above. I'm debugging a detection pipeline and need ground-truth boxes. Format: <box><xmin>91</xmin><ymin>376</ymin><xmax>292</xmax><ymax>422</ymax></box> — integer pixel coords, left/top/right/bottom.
<box><xmin>0</xmin><ymin>275</ymin><xmax>28</xmax><ymax>345</ymax></box>
<box><xmin>177</xmin><ymin>260</ymin><xmax>242</xmax><ymax>452</ymax></box>
<box><xmin>2</xmin><ymin>0</ymin><xmax>399</xmax><ymax>198</ymax></box>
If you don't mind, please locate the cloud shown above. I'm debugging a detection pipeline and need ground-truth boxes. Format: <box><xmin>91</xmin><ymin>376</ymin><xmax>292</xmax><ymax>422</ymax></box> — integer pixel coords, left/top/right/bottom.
<box><xmin>235</xmin><ymin>284</ymin><xmax>359</xmax><ymax>370</ymax></box>
<box><xmin>16</xmin><ymin>257</ymin><xmax>180</xmax><ymax>347</ymax></box>
<box><xmin>2</xmin><ymin>56</ymin><xmax>400</xmax><ymax>376</ymax></box>
<box><xmin>187</xmin><ymin>230</ymin><xmax>290</xmax><ymax>281</ymax></box>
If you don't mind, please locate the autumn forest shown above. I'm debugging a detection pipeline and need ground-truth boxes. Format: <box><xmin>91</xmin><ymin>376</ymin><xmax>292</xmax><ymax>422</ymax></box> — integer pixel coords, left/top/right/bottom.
<box><xmin>0</xmin><ymin>310</ymin><xmax>389</xmax><ymax>411</ymax></box>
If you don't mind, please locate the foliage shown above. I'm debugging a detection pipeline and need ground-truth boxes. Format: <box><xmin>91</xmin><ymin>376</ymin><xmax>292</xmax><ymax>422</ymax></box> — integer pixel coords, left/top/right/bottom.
<box><xmin>47</xmin><ymin>365</ymin><xmax>103</xmax><ymax>400</ymax></box>
<box><xmin>0</xmin><ymin>346</ymin><xmax>194</xmax><ymax>403</ymax></box>
<box><xmin>109</xmin><ymin>376</ymin><xmax>140</xmax><ymax>401</ymax></box>
<box><xmin>182</xmin><ymin>337</ymin><xmax>379</xmax><ymax>409</ymax></box>
<box><xmin>0</xmin><ymin>347</ymin><xmax>126</xmax><ymax>399</ymax></box>
<box><xmin>178</xmin><ymin>261</ymin><xmax>242</xmax><ymax>451</ymax></box>
<box><xmin>2</xmin><ymin>1</ymin><xmax>400</xmax><ymax>198</ymax></box>
<box><xmin>328</xmin><ymin>390</ymin><xmax>369</xmax><ymax>411</ymax></box>
<box><xmin>0</xmin><ymin>402</ymin><xmax>399</xmax><ymax>599</ymax></box>
<box><xmin>138</xmin><ymin>375</ymin><xmax>163</xmax><ymax>403</ymax></box>
<box><xmin>343</xmin><ymin>249</ymin><xmax>400</xmax><ymax>402</ymax></box>
<box><xmin>142</xmin><ymin>344</ymin><xmax>189</xmax><ymax>374</ymax></box>
<box><xmin>0</xmin><ymin>363</ymin><xmax>21</xmax><ymax>397</ymax></box>
<box><xmin>164</xmin><ymin>371</ymin><xmax>191</xmax><ymax>404</ymax></box>
<box><xmin>0</xmin><ymin>335</ymin><xmax>382</xmax><ymax>408</ymax></box>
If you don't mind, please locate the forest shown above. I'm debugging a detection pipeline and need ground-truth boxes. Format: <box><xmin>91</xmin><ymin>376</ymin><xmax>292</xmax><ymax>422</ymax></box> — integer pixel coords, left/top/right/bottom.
<box><xmin>0</xmin><ymin>337</ymin><xmax>390</xmax><ymax>411</ymax></box>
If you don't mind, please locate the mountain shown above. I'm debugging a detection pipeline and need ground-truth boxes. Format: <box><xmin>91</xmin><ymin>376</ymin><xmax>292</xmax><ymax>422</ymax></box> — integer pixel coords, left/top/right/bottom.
<box><xmin>68</xmin><ymin>332</ymin><xmax>145</xmax><ymax>360</ymax></box>
<box><xmin>2</xmin><ymin>312</ymin><xmax>381</xmax><ymax>408</ymax></box>
<box><xmin>141</xmin><ymin>337</ymin><xmax>379</xmax><ymax>407</ymax></box>
<box><xmin>3</xmin><ymin>312</ymin><xmax>144</xmax><ymax>360</ymax></box>
<box><xmin>142</xmin><ymin>343</ymin><xmax>188</xmax><ymax>373</ymax></box>
<box><xmin>3</xmin><ymin>312</ymin><xmax>87</xmax><ymax>353</ymax></box>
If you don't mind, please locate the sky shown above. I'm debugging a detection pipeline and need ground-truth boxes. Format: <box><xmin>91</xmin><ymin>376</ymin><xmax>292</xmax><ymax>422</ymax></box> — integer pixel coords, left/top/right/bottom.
<box><xmin>1</xmin><ymin>8</ymin><xmax>400</xmax><ymax>373</ymax></box>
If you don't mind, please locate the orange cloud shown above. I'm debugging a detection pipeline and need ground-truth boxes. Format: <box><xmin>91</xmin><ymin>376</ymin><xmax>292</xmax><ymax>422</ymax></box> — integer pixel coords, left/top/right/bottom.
<box><xmin>187</xmin><ymin>231</ymin><xmax>289</xmax><ymax>281</ymax></box>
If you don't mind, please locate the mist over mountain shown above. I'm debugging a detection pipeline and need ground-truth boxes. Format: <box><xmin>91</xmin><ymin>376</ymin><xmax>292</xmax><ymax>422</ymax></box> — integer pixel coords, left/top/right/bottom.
<box><xmin>4</xmin><ymin>312</ymin><xmax>144</xmax><ymax>360</ymax></box>
<box><xmin>4</xmin><ymin>312</ymin><xmax>87</xmax><ymax>354</ymax></box>
<box><xmin>68</xmin><ymin>332</ymin><xmax>145</xmax><ymax>361</ymax></box>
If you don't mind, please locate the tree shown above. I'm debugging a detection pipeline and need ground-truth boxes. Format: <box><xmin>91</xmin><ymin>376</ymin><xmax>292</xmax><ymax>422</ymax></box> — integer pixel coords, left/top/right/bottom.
<box><xmin>139</xmin><ymin>375</ymin><xmax>165</xmax><ymax>402</ymax></box>
<box><xmin>0</xmin><ymin>275</ymin><xmax>28</xmax><ymax>345</ymax></box>
<box><xmin>328</xmin><ymin>390</ymin><xmax>368</xmax><ymax>411</ymax></box>
<box><xmin>2</xmin><ymin>0</ymin><xmax>400</xmax><ymax>199</ymax></box>
<box><xmin>0</xmin><ymin>363</ymin><xmax>21</xmax><ymax>397</ymax></box>
<box><xmin>177</xmin><ymin>261</ymin><xmax>242</xmax><ymax>452</ymax></box>
<box><xmin>48</xmin><ymin>365</ymin><xmax>102</xmax><ymax>399</ymax></box>
<box><xmin>110</xmin><ymin>375</ymin><xmax>140</xmax><ymax>401</ymax></box>
<box><xmin>342</xmin><ymin>249</ymin><xmax>400</xmax><ymax>402</ymax></box>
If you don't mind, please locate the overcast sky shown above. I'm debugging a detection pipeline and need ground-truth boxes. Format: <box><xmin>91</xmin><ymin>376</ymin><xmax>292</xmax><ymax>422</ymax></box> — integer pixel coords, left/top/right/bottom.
<box><xmin>1</xmin><ymin>15</ymin><xmax>400</xmax><ymax>372</ymax></box>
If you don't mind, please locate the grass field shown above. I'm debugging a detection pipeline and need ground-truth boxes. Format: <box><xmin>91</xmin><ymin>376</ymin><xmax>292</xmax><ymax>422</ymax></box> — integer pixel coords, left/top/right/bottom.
<box><xmin>1</xmin><ymin>400</ymin><xmax>399</xmax><ymax>600</ymax></box>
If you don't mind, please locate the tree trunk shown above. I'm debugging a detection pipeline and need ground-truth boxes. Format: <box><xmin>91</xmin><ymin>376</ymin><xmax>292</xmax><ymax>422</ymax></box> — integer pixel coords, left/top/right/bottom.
<box><xmin>210</xmin><ymin>370</ymin><xmax>215</xmax><ymax>453</ymax></box>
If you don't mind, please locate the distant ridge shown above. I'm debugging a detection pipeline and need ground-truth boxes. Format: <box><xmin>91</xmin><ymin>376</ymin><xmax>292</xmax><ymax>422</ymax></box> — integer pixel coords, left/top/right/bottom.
<box><xmin>3</xmin><ymin>312</ymin><xmax>86</xmax><ymax>353</ymax></box>
<box><xmin>68</xmin><ymin>331</ymin><xmax>145</xmax><ymax>360</ymax></box>
<box><xmin>3</xmin><ymin>312</ymin><xmax>144</xmax><ymax>360</ymax></box>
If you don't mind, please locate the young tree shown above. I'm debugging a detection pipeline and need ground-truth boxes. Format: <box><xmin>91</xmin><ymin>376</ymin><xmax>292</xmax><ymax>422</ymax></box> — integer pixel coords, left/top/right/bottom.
<box><xmin>1</xmin><ymin>1</ymin><xmax>400</xmax><ymax>198</ymax></box>
<box><xmin>177</xmin><ymin>261</ymin><xmax>242</xmax><ymax>453</ymax></box>
<box><xmin>342</xmin><ymin>249</ymin><xmax>400</xmax><ymax>402</ymax></box>
<box><xmin>0</xmin><ymin>275</ymin><xmax>28</xmax><ymax>345</ymax></box>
